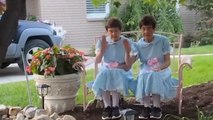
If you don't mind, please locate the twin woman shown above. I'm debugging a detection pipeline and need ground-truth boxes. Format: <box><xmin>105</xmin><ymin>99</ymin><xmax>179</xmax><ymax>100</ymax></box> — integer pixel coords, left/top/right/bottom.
<box><xmin>92</xmin><ymin>15</ymin><xmax>178</xmax><ymax>120</ymax></box>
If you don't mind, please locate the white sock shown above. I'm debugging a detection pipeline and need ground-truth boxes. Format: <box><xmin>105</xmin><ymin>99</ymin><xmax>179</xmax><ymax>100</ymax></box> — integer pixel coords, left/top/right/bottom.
<box><xmin>111</xmin><ymin>91</ymin><xmax>120</xmax><ymax>107</ymax></box>
<box><xmin>152</xmin><ymin>94</ymin><xmax>161</xmax><ymax>108</ymax></box>
<box><xmin>142</xmin><ymin>96</ymin><xmax>151</xmax><ymax>107</ymax></box>
<box><xmin>102</xmin><ymin>91</ymin><xmax>111</xmax><ymax>108</ymax></box>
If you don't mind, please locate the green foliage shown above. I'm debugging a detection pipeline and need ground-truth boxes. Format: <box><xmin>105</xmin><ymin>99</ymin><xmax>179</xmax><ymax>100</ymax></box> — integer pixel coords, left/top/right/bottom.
<box><xmin>88</xmin><ymin>45</ymin><xmax>96</xmax><ymax>57</ymax></box>
<box><xmin>109</xmin><ymin>0</ymin><xmax>183</xmax><ymax>33</ymax></box>
<box><xmin>28</xmin><ymin>45</ymin><xmax>84</xmax><ymax>77</ymax></box>
<box><xmin>27</xmin><ymin>15</ymin><xmax>37</xmax><ymax>21</ymax></box>
<box><xmin>92</xmin><ymin>0</ymin><xmax>187</xmax><ymax>6</ymax></box>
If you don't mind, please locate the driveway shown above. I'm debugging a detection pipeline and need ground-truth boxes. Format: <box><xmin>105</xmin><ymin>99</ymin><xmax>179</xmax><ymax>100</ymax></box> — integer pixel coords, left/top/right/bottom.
<box><xmin>0</xmin><ymin>64</ymin><xmax>33</xmax><ymax>84</ymax></box>
<box><xmin>0</xmin><ymin>57</ymin><xmax>95</xmax><ymax>84</ymax></box>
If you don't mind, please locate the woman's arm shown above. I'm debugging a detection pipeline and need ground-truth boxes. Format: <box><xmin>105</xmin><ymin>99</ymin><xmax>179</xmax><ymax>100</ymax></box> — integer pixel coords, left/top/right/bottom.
<box><xmin>117</xmin><ymin>39</ymin><xmax>135</xmax><ymax>71</ymax></box>
<box><xmin>95</xmin><ymin>36</ymin><xmax>107</xmax><ymax>64</ymax></box>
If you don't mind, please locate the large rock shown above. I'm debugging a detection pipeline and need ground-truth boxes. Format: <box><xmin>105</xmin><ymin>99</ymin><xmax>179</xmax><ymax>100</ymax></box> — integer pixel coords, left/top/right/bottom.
<box><xmin>34</xmin><ymin>109</ymin><xmax>48</xmax><ymax>118</ymax></box>
<box><xmin>24</xmin><ymin>106</ymin><xmax>37</xmax><ymax>119</ymax></box>
<box><xmin>16</xmin><ymin>112</ymin><xmax>25</xmax><ymax>120</ymax></box>
<box><xmin>9</xmin><ymin>106</ymin><xmax>22</xmax><ymax>116</ymax></box>
<box><xmin>62</xmin><ymin>115</ymin><xmax>76</xmax><ymax>120</ymax></box>
<box><xmin>0</xmin><ymin>104</ymin><xmax>8</xmax><ymax>116</ymax></box>
<box><xmin>36</xmin><ymin>115</ymin><xmax>52</xmax><ymax>120</ymax></box>
<box><xmin>49</xmin><ymin>112</ymin><xmax>60</xmax><ymax>120</ymax></box>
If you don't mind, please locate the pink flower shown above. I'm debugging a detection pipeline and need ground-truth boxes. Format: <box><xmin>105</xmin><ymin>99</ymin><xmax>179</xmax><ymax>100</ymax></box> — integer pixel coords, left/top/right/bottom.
<box><xmin>147</xmin><ymin>57</ymin><xmax>158</xmax><ymax>66</ymax></box>
<box><xmin>48</xmin><ymin>67</ymin><xmax>55</xmax><ymax>72</ymax></box>
<box><xmin>45</xmin><ymin>54</ymin><xmax>51</xmax><ymax>60</ymax></box>
<box><xmin>84</xmin><ymin>57</ymin><xmax>88</xmax><ymax>62</ymax></box>
<box><xmin>108</xmin><ymin>62</ymin><xmax>119</xmax><ymax>68</ymax></box>
<box><xmin>26</xmin><ymin>66</ymin><xmax>31</xmax><ymax>74</ymax></box>
<box><xmin>69</xmin><ymin>53</ymin><xmax>75</xmax><ymax>58</ymax></box>
<box><xmin>147</xmin><ymin>57</ymin><xmax>161</xmax><ymax>70</ymax></box>
<box><xmin>32</xmin><ymin>56</ymin><xmax>37</xmax><ymax>60</ymax></box>
<box><xmin>79</xmin><ymin>51</ymin><xmax>85</xmax><ymax>56</ymax></box>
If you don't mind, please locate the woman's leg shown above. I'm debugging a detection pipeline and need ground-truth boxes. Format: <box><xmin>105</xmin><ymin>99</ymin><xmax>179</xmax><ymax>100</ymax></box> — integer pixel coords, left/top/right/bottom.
<box><xmin>142</xmin><ymin>95</ymin><xmax>151</xmax><ymax>107</ymax></box>
<box><xmin>150</xmin><ymin>94</ymin><xmax>162</xmax><ymax>119</ymax></box>
<box><xmin>111</xmin><ymin>91</ymin><xmax>120</xmax><ymax>107</ymax></box>
<box><xmin>138</xmin><ymin>95</ymin><xmax>152</xmax><ymax>119</ymax></box>
<box><xmin>101</xmin><ymin>91</ymin><xmax>112</xmax><ymax>120</ymax></box>
<box><xmin>102</xmin><ymin>91</ymin><xmax>111</xmax><ymax>107</ymax></box>
<box><xmin>111</xmin><ymin>91</ymin><xmax>122</xmax><ymax>119</ymax></box>
<box><xmin>152</xmin><ymin>94</ymin><xmax>161</xmax><ymax>107</ymax></box>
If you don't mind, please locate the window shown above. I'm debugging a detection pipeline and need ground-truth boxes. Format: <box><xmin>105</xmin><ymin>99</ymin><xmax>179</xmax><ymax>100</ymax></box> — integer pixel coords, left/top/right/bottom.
<box><xmin>86</xmin><ymin>0</ymin><xmax>109</xmax><ymax>21</ymax></box>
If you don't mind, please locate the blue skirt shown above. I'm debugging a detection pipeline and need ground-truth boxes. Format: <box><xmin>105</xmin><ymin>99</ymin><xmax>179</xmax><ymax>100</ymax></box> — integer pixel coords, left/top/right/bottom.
<box><xmin>92</xmin><ymin>65</ymin><xmax>136</xmax><ymax>99</ymax></box>
<box><xmin>136</xmin><ymin>67</ymin><xmax>179</xmax><ymax>102</ymax></box>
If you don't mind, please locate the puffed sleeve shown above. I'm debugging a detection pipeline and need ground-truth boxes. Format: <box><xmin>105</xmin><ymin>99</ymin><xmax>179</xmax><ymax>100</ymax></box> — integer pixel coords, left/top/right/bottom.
<box><xmin>162</xmin><ymin>37</ymin><xmax>171</xmax><ymax>55</ymax></box>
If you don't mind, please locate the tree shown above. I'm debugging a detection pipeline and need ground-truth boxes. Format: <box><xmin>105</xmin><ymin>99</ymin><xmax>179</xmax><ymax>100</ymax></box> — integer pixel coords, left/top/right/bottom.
<box><xmin>92</xmin><ymin>0</ymin><xmax>186</xmax><ymax>7</ymax></box>
<box><xmin>108</xmin><ymin>0</ymin><xmax>183</xmax><ymax>33</ymax></box>
<box><xmin>0</xmin><ymin>0</ymin><xmax>185</xmax><ymax>66</ymax></box>
<box><xmin>0</xmin><ymin>0</ymin><xmax>26</xmax><ymax>66</ymax></box>
<box><xmin>185</xmin><ymin>0</ymin><xmax>213</xmax><ymax>46</ymax></box>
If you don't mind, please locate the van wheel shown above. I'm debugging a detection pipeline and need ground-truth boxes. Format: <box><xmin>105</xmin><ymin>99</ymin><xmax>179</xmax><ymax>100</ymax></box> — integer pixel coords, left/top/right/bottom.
<box><xmin>18</xmin><ymin>39</ymin><xmax>50</xmax><ymax>72</ymax></box>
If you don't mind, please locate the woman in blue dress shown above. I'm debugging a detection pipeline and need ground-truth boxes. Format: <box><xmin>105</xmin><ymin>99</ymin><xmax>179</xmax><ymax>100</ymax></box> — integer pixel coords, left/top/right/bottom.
<box><xmin>92</xmin><ymin>17</ymin><xmax>133</xmax><ymax>120</ymax></box>
<box><xmin>131</xmin><ymin>15</ymin><xmax>178</xmax><ymax>119</ymax></box>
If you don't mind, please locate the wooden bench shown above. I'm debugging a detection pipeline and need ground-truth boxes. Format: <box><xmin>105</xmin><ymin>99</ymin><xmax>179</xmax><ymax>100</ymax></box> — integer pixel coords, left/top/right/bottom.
<box><xmin>82</xmin><ymin>31</ymin><xmax>192</xmax><ymax>115</ymax></box>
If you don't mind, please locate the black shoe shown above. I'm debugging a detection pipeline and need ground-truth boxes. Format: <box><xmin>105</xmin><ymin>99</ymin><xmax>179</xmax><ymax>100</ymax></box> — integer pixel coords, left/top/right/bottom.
<box><xmin>150</xmin><ymin>107</ymin><xmax>162</xmax><ymax>119</ymax></box>
<box><xmin>111</xmin><ymin>106</ymin><xmax>122</xmax><ymax>119</ymax></box>
<box><xmin>102</xmin><ymin>106</ymin><xmax>112</xmax><ymax>120</ymax></box>
<box><xmin>138</xmin><ymin>107</ymin><xmax>151</xmax><ymax>119</ymax></box>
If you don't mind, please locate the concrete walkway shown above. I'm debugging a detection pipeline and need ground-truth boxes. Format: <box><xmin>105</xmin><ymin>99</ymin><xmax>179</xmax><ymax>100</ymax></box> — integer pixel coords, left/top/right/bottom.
<box><xmin>0</xmin><ymin>54</ymin><xmax>212</xmax><ymax>84</ymax></box>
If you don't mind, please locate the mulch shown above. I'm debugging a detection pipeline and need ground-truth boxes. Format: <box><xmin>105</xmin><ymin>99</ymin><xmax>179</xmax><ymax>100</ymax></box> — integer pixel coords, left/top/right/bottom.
<box><xmin>62</xmin><ymin>82</ymin><xmax>213</xmax><ymax>120</ymax></box>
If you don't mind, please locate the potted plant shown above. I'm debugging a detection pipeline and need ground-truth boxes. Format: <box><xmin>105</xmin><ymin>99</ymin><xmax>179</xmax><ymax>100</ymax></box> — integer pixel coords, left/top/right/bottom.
<box><xmin>27</xmin><ymin>45</ymin><xmax>85</xmax><ymax>114</ymax></box>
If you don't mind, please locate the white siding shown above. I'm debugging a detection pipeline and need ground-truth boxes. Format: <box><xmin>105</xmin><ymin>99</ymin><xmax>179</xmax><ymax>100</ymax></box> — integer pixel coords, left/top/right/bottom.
<box><xmin>38</xmin><ymin>0</ymin><xmax>105</xmax><ymax>54</ymax></box>
<box><xmin>26</xmin><ymin>0</ymin><xmax>40</xmax><ymax>18</ymax></box>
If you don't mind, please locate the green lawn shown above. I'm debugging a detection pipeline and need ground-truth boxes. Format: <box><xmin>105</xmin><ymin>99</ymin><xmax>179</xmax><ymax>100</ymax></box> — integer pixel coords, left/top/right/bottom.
<box><xmin>0</xmin><ymin>56</ymin><xmax>212</xmax><ymax>107</ymax></box>
<box><xmin>178</xmin><ymin>45</ymin><xmax>213</xmax><ymax>55</ymax></box>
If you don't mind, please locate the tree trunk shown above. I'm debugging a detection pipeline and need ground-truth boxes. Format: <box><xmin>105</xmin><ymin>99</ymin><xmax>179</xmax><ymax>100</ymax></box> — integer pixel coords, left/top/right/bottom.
<box><xmin>0</xmin><ymin>0</ymin><xmax>26</xmax><ymax>66</ymax></box>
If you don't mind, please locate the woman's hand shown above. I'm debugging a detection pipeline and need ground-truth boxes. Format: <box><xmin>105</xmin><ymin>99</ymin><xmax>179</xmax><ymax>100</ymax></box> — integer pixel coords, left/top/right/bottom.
<box><xmin>151</xmin><ymin>54</ymin><xmax>171</xmax><ymax>72</ymax></box>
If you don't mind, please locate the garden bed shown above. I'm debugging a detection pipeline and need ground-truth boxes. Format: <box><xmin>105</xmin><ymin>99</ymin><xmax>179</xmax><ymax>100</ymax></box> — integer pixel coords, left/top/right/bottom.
<box><xmin>63</xmin><ymin>82</ymin><xmax>213</xmax><ymax>120</ymax></box>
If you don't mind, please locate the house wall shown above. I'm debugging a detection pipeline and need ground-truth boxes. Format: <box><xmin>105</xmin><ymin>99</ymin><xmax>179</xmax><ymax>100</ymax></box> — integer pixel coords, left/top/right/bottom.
<box><xmin>37</xmin><ymin>0</ymin><xmax>106</xmax><ymax>54</ymax></box>
<box><xmin>26</xmin><ymin>0</ymin><xmax>41</xmax><ymax>18</ymax></box>
<box><xmin>179</xmin><ymin>5</ymin><xmax>201</xmax><ymax>34</ymax></box>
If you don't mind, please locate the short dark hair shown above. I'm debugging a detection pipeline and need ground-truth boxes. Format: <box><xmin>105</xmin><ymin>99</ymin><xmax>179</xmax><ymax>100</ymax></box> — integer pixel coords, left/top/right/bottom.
<box><xmin>105</xmin><ymin>17</ymin><xmax>122</xmax><ymax>31</ymax></box>
<box><xmin>139</xmin><ymin>15</ymin><xmax>156</xmax><ymax>29</ymax></box>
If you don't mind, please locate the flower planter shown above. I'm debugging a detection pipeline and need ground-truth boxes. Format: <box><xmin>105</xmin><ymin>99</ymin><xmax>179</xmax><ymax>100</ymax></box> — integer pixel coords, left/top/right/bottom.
<box><xmin>33</xmin><ymin>73</ymin><xmax>81</xmax><ymax>114</ymax></box>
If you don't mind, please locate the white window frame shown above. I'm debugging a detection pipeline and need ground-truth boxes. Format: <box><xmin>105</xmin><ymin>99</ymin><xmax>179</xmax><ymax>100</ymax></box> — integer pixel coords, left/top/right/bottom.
<box><xmin>86</xmin><ymin>0</ymin><xmax>110</xmax><ymax>21</ymax></box>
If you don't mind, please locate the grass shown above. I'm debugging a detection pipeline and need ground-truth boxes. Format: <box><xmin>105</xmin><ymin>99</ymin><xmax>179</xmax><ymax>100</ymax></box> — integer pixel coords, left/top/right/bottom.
<box><xmin>0</xmin><ymin>56</ymin><xmax>213</xmax><ymax>108</ymax></box>
<box><xmin>178</xmin><ymin>45</ymin><xmax>213</xmax><ymax>55</ymax></box>
<box><xmin>0</xmin><ymin>80</ymin><xmax>40</xmax><ymax>107</ymax></box>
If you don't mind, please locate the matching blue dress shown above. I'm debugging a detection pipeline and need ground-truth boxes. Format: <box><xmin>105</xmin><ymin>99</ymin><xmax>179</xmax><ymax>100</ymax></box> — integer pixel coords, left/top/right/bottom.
<box><xmin>92</xmin><ymin>36</ymin><xmax>136</xmax><ymax>100</ymax></box>
<box><xmin>133</xmin><ymin>34</ymin><xmax>179</xmax><ymax>102</ymax></box>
